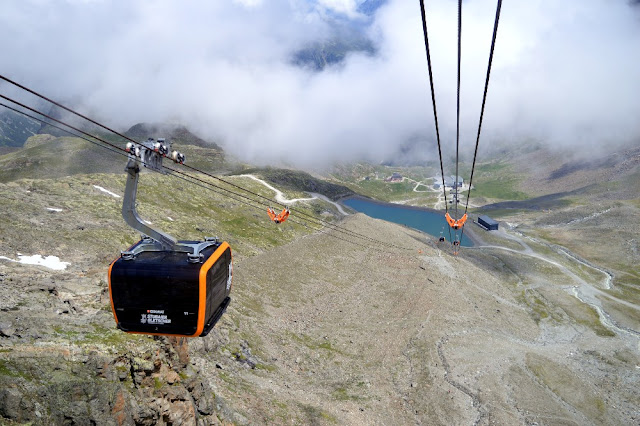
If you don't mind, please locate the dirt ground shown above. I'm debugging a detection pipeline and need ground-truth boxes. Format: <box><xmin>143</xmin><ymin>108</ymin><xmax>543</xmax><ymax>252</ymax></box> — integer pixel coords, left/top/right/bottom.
<box><xmin>1</xmin><ymin>173</ymin><xmax>639</xmax><ymax>425</ymax></box>
<box><xmin>191</xmin><ymin>214</ymin><xmax>640</xmax><ymax>425</ymax></box>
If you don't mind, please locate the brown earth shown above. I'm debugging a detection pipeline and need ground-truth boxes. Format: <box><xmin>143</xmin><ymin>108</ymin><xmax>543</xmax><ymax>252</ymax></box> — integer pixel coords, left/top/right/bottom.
<box><xmin>190</xmin><ymin>214</ymin><xmax>639</xmax><ymax>425</ymax></box>
<box><xmin>1</xmin><ymin>163</ymin><xmax>639</xmax><ymax>424</ymax></box>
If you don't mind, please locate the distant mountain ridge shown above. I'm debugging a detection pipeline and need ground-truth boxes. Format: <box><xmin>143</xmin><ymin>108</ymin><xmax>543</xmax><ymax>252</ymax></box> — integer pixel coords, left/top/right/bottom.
<box><xmin>292</xmin><ymin>35</ymin><xmax>375</xmax><ymax>71</ymax></box>
<box><xmin>291</xmin><ymin>0</ymin><xmax>386</xmax><ymax>70</ymax></box>
<box><xmin>0</xmin><ymin>109</ymin><xmax>39</xmax><ymax>147</ymax></box>
<box><xmin>125</xmin><ymin>123</ymin><xmax>222</xmax><ymax>150</ymax></box>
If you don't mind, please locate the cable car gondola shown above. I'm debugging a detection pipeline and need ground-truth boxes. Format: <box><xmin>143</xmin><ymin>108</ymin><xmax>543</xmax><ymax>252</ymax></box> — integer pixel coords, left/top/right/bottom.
<box><xmin>108</xmin><ymin>138</ymin><xmax>232</xmax><ymax>337</ymax></box>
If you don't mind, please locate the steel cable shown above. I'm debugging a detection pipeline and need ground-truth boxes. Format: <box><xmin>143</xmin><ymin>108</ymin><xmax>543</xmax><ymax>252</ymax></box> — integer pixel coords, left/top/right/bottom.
<box><xmin>0</xmin><ymin>97</ymin><xmax>408</xmax><ymax>250</ymax></box>
<box><xmin>459</xmin><ymin>0</ymin><xmax>502</xmax><ymax>246</ymax></box>
<box><xmin>418</xmin><ymin>0</ymin><xmax>453</xmax><ymax>245</ymax></box>
<box><xmin>0</xmin><ymin>75</ymin><xmax>410</xmax><ymax>249</ymax></box>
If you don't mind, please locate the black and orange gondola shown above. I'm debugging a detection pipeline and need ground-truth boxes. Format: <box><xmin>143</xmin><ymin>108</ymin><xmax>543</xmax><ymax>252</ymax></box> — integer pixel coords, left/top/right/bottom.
<box><xmin>108</xmin><ymin>138</ymin><xmax>232</xmax><ymax>337</ymax></box>
<box><xmin>267</xmin><ymin>206</ymin><xmax>290</xmax><ymax>224</ymax></box>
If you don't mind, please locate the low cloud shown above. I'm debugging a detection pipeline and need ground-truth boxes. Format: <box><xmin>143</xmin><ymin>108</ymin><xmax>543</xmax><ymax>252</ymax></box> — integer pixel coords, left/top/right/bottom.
<box><xmin>1</xmin><ymin>0</ymin><xmax>638</xmax><ymax>168</ymax></box>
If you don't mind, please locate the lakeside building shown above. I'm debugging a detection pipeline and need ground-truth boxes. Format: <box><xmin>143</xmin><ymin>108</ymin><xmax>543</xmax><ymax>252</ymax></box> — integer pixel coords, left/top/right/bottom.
<box><xmin>443</xmin><ymin>175</ymin><xmax>464</xmax><ymax>188</ymax></box>
<box><xmin>477</xmin><ymin>215</ymin><xmax>499</xmax><ymax>231</ymax></box>
<box><xmin>385</xmin><ymin>172</ymin><xmax>403</xmax><ymax>182</ymax></box>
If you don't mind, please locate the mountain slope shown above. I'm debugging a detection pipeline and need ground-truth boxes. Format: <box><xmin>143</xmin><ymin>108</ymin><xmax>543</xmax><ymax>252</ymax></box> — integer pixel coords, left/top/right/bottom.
<box><xmin>206</xmin><ymin>214</ymin><xmax>637</xmax><ymax>424</ymax></box>
<box><xmin>1</xmin><ymin>169</ymin><xmax>638</xmax><ymax>424</ymax></box>
<box><xmin>0</xmin><ymin>131</ymin><xmax>228</xmax><ymax>183</ymax></box>
<box><xmin>0</xmin><ymin>109</ymin><xmax>39</xmax><ymax>147</ymax></box>
<box><xmin>0</xmin><ymin>137</ymin><xmax>639</xmax><ymax>424</ymax></box>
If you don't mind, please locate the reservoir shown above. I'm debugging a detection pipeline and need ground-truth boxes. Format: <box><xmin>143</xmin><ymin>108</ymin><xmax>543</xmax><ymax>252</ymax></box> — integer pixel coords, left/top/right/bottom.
<box><xmin>342</xmin><ymin>197</ymin><xmax>473</xmax><ymax>247</ymax></box>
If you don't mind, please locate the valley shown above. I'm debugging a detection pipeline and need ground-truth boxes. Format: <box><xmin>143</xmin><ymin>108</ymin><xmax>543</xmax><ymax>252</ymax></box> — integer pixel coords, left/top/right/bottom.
<box><xmin>0</xmin><ymin>133</ymin><xmax>639</xmax><ymax>425</ymax></box>
<box><xmin>2</xmin><ymin>0</ymin><xmax>640</xmax><ymax>423</ymax></box>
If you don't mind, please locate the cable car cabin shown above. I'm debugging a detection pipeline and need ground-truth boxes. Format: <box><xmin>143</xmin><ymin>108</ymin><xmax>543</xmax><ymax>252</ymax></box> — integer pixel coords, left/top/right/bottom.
<box><xmin>108</xmin><ymin>240</ymin><xmax>232</xmax><ymax>337</ymax></box>
<box><xmin>110</xmin><ymin>137</ymin><xmax>233</xmax><ymax>336</ymax></box>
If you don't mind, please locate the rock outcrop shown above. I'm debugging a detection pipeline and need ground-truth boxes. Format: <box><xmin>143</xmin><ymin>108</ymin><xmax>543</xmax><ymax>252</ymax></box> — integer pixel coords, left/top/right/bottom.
<box><xmin>0</xmin><ymin>337</ymin><xmax>222</xmax><ymax>425</ymax></box>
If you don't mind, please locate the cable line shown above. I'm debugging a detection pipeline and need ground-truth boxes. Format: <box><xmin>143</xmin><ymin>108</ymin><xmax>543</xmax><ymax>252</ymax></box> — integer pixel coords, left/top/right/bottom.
<box><xmin>0</xmin><ymin>100</ymin><xmax>286</xmax><ymax>218</ymax></box>
<box><xmin>0</xmin><ymin>75</ymin><xmax>409</xmax><ymax>250</ymax></box>
<box><xmin>454</xmin><ymin>0</ymin><xmax>462</xmax><ymax>226</ymax></box>
<box><xmin>0</xmin><ymin>100</ymin><xmax>371</xmax><ymax>249</ymax></box>
<box><xmin>0</xmin><ymin>94</ymin><xmax>409</xmax><ymax>251</ymax></box>
<box><xmin>418</xmin><ymin>0</ymin><xmax>452</xmax><ymax>245</ymax></box>
<box><xmin>0</xmin><ymin>102</ymin><xmax>125</xmax><ymax>159</ymax></box>
<box><xmin>463</xmin><ymin>0</ymin><xmax>502</xmax><ymax>216</ymax></box>
<box><xmin>418</xmin><ymin>0</ymin><xmax>502</xmax><ymax>254</ymax></box>
<box><xmin>459</xmin><ymin>0</ymin><xmax>502</xmax><ymax>246</ymax></box>
<box><xmin>0</xmin><ymin>74</ymin><xmax>131</xmax><ymax>146</ymax></box>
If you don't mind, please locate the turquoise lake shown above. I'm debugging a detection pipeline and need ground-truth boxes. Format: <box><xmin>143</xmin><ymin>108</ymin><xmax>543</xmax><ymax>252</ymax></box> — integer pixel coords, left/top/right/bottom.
<box><xmin>342</xmin><ymin>197</ymin><xmax>473</xmax><ymax>247</ymax></box>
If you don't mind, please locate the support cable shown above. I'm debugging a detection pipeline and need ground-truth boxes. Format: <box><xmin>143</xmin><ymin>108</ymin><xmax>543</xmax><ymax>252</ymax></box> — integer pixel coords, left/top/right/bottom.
<box><xmin>0</xmin><ymin>74</ymin><xmax>404</xmax><ymax>249</ymax></box>
<box><xmin>459</xmin><ymin>0</ymin><xmax>502</xmax><ymax>245</ymax></box>
<box><xmin>454</xmin><ymin>0</ymin><xmax>462</xmax><ymax>225</ymax></box>
<box><xmin>0</xmin><ymin>101</ymin><xmax>276</xmax><ymax>215</ymax></box>
<box><xmin>450</xmin><ymin>0</ymin><xmax>464</xmax><ymax>254</ymax></box>
<box><xmin>418</xmin><ymin>0</ymin><xmax>452</xmax><ymax>245</ymax></box>
<box><xmin>0</xmin><ymin>96</ymin><xmax>405</xmax><ymax>250</ymax></box>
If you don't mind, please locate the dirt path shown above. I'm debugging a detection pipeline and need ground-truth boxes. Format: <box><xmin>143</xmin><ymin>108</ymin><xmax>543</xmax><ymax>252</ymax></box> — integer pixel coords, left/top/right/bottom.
<box><xmin>472</xmin><ymin>229</ymin><xmax>640</xmax><ymax>341</ymax></box>
<box><xmin>309</xmin><ymin>193</ymin><xmax>349</xmax><ymax>216</ymax></box>
<box><xmin>237</xmin><ymin>174</ymin><xmax>317</xmax><ymax>204</ymax></box>
<box><xmin>236</xmin><ymin>174</ymin><xmax>349</xmax><ymax>216</ymax></box>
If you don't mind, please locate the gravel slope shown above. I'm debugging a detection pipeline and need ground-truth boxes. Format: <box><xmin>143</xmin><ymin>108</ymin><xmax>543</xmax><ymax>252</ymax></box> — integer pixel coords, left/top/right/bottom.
<box><xmin>193</xmin><ymin>214</ymin><xmax>639</xmax><ymax>425</ymax></box>
<box><xmin>1</xmin><ymin>171</ymin><xmax>638</xmax><ymax>425</ymax></box>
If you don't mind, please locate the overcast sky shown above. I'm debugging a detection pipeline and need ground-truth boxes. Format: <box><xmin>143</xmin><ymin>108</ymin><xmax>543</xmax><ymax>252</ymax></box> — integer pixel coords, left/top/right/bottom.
<box><xmin>1</xmin><ymin>0</ymin><xmax>639</xmax><ymax>167</ymax></box>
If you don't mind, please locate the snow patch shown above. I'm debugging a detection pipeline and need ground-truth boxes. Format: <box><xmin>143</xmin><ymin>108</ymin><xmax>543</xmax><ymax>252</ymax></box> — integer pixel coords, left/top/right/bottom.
<box><xmin>0</xmin><ymin>254</ymin><xmax>70</xmax><ymax>270</ymax></box>
<box><xmin>93</xmin><ymin>185</ymin><xmax>121</xmax><ymax>198</ymax></box>
<box><xmin>47</xmin><ymin>207</ymin><xmax>63</xmax><ymax>212</ymax></box>
<box><xmin>167</xmin><ymin>217</ymin><xmax>174</xmax><ymax>221</ymax></box>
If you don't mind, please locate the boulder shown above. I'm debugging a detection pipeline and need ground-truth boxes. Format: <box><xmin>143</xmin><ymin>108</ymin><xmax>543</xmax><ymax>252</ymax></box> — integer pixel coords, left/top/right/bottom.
<box><xmin>0</xmin><ymin>387</ymin><xmax>25</xmax><ymax>421</ymax></box>
<box><xmin>0</xmin><ymin>321</ymin><xmax>15</xmax><ymax>337</ymax></box>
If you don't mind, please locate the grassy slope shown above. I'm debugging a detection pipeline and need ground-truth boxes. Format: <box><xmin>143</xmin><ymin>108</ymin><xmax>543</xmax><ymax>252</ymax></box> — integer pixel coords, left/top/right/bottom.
<box><xmin>325</xmin><ymin>147</ymin><xmax>639</xmax><ymax>335</ymax></box>
<box><xmin>469</xmin><ymin>161</ymin><xmax>529</xmax><ymax>201</ymax></box>
<box><xmin>229</xmin><ymin>167</ymin><xmax>355</xmax><ymax>201</ymax></box>
<box><xmin>0</xmin><ymin>135</ymin><xmax>124</xmax><ymax>182</ymax></box>
<box><xmin>1</xmin><ymin>140</ymin><xmax>639</xmax><ymax>424</ymax></box>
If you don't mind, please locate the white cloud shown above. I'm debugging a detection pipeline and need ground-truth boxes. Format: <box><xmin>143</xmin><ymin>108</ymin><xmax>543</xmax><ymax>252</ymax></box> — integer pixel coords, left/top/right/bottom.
<box><xmin>317</xmin><ymin>0</ymin><xmax>362</xmax><ymax>18</ymax></box>
<box><xmin>0</xmin><ymin>0</ymin><xmax>639</xmax><ymax>169</ymax></box>
<box><xmin>233</xmin><ymin>0</ymin><xmax>264</xmax><ymax>8</ymax></box>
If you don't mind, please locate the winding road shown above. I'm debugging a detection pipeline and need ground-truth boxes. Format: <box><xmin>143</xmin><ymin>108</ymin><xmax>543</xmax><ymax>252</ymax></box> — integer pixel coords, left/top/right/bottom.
<box><xmin>472</xmin><ymin>228</ymin><xmax>640</xmax><ymax>340</ymax></box>
<box><xmin>237</xmin><ymin>174</ymin><xmax>349</xmax><ymax>216</ymax></box>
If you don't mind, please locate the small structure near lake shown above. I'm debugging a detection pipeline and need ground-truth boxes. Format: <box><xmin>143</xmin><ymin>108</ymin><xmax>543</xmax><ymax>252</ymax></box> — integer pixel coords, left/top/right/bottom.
<box><xmin>443</xmin><ymin>175</ymin><xmax>464</xmax><ymax>188</ymax></box>
<box><xmin>385</xmin><ymin>172</ymin><xmax>403</xmax><ymax>182</ymax></box>
<box><xmin>477</xmin><ymin>215</ymin><xmax>499</xmax><ymax>231</ymax></box>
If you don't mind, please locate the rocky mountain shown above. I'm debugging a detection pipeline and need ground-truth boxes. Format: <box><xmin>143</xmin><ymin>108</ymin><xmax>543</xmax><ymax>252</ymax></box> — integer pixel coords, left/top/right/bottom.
<box><xmin>292</xmin><ymin>35</ymin><xmax>375</xmax><ymax>71</ymax></box>
<box><xmin>125</xmin><ymin>123</ymin><xmax>221</xmax><ymax>151</ymax></box>
<box><xmin>291</xmin><ymin>0</ymin><xmax>384</xmax><ymax>71</ymax></box>
<box><xmin>0</xmin><ymin>109</ymin><xmax>39</xmax><ymax>148</ymax></box>
<box><xmin>0</xmin><ymin>128</ymin><xmax>639</xmax><ymax>424</ymax></box>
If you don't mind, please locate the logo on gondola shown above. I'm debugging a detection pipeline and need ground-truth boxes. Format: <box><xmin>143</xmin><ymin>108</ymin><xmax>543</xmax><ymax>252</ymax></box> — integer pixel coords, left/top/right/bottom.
<box><xmin>141</xmin><ymin>311</ymin><xmax>171</xmax><ymax>324</ymax></box>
